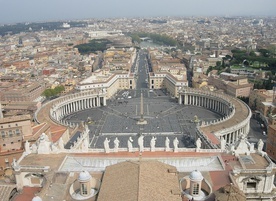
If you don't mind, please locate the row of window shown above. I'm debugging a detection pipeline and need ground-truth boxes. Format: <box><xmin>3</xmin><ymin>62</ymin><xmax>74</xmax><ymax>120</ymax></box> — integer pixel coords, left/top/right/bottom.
<box><xmin>2</xmin><ymin>139</ymin><xmax>21</xmax><ymax>146</ymax></box>
<box><xmin>1</xmin><ymin>124</ymin><xmax>19</xmax><ymax>128</ymax></box>
<box><xmin>1</xmin><ymin>129</ymin><xmax>21</xmax><ymax>138</ymax></box>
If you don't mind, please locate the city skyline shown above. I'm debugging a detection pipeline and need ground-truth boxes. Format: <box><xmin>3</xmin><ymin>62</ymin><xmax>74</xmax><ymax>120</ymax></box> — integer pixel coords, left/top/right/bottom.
<box><xmin>1</xmin><ymin>0</ymin><xmax>276</xmax><ymax>24</ymax></box>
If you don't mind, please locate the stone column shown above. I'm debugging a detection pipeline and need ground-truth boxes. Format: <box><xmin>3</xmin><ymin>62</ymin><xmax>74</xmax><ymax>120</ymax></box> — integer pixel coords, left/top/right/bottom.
<box><xmin>231</xmin><ymin>132</ymin><xmax>234</xmax><ymax>144</ymax></box>
<box><xmin>76</xmin><ymin>101</ymin><xmax>79</xmax><ymax>111</ymax></box>
<box><xmin>178</xmin><ymin>94</ymin><xmax>182</xmax><ymax>104</ymax></box>
<box><xmin>184</xmin><ymin>94</ymin><xmax>188</xmax><ymax>105</ymax></box>
<box><xmin>97</xmin><ymin>97</ymin><xmax>100</xmax><ymax>106</ymax></box>
<box><xmin>103</xmin><ymin>97</ymin><xmax>106</xmax><ymax>106</ymax></box>
<box><xmin>85</xmin><ymin>99</ymin><xmax>88</xmax><ymax>109</ymax></box>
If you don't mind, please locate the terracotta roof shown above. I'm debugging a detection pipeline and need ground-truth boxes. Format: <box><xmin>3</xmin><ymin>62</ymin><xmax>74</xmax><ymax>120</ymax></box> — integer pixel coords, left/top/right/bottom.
<box><xmin>97</xmin><ymin>160</ymin><xmax>181</xmax><ymax>201</ymax></box>
<box><xmin>214</xmin><ymin>184</ymin><xmax>246</xmax><ymax>201</ymax></box>
<box><xmin>13</xmin><ymin>186</ymin><xmax>41</xmax><ymax>201</ymax></box>
<box><xmin>50</xmin><ymin>125</ymin><xmax>67</xmax><ymax>143</ymax></box>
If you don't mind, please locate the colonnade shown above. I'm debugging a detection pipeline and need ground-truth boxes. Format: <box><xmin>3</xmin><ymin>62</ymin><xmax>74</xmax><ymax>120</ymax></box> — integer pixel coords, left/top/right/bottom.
<box><xmin>218</xmin><ymin>124</ymin><xmax>249</xmax><ymax>144</ymax></box>
<box><xmin>179</xmin><ymin>88</ymin><xmax>251</xmax><ymax>147</ymax></box>
<box><xmin>179</xmin><ymin>93</ymin><xmax>233</xmax><ymax>116</ymax></box>
<box><xmin>50</xmin><ymin>90</ymin><xmax>107</xmax><ymax>123</ymax></box>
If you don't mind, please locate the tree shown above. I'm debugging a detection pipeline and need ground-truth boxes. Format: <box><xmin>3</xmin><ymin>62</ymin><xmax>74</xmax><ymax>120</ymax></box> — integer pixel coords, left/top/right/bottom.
<box><xmin>42</xmin><ymin>89</ymin><xmax>54</xmax><ymax>98</ymax></box>
<box><xmin>42</xmin><ymin>85</ymin><xmax>65</xmax><ymax>98</ymax></box>
<box><xmin>216</xmin><ymin>61</ymin><xmax>221</xmax><ymax>67</ymax></box>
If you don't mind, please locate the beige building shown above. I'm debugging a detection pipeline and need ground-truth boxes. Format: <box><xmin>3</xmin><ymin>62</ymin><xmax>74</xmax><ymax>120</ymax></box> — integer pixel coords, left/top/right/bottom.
<box><xmin>76</xmin><ymin>70</ymin><xmax>136</xmax><ymax>99</ymax></box>
<box><xmin>0</xmin><ymin>82</ymin><xmax>46</xmax><ymax>102</ymax></box>
<box><xmin>192</xmin><ymin>74</ymin><xmax>208</xmax><ymax>89</ymax></box>
<box><xmin>0</xmin><ymin>115</ymin><xmax>32</xmax><ymax>170</ymax></box>
<box><xmin>249</xmin><ymin>89</ymin><xmax>274</xmax><ymax>111</ymax></box>
<box><xmin>147</xmin><ymin>49</ymin><xmax>188</xmax><ymax>97</ymax></box>
<box><xmin>149</xmin><ymin>72</ymin><xmax>188</xmax><ymax>97</ymax></box>
<box><xmin>208</xmin><ymin>73</ymin><xmax>253</xmax><ymax>98</ymax></box>
<box><xmin>267</xmin><ymin>125</ymin><xmax>276</xmax><ymax>162</ymax></box>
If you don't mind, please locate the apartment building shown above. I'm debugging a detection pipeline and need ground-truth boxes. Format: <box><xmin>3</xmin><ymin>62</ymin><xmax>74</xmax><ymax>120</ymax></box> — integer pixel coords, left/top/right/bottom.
<box><xmin>208</xmin><ymin>72</ymin><xmax>253</xmax><ymax>97</ymax></box>
<box><xmin>266</xmin><ymin>125</ymin><xmax>276</xmax><ymax>162</ymax></box>
<box><xmin>0</xmin><ymin>82</ymin><xmax>46</xmax><ymax>102</ymax></box>
<box><xmin>0</xmin><ymin>115</ymin><xmax>32</xmax><ymax>170</ymax></box>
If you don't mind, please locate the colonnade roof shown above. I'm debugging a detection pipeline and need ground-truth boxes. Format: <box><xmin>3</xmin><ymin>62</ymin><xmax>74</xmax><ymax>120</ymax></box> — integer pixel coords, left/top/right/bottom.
<box><xmin>200</xmin><ymin>97</ymin><xmax>250</xmax><ymax>145</ymax></box>
<box><xmin>36</xmin><ymin>100</ymin><xmax>67</xmax><ymax>143</ymax></box>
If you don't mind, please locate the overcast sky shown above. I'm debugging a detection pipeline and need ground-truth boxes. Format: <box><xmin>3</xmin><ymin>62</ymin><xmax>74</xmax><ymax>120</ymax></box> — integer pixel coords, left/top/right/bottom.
<box><xmin>1</xmin><ymin>0</ymin><xmax>275</xmax><ymax>24</ymax></box>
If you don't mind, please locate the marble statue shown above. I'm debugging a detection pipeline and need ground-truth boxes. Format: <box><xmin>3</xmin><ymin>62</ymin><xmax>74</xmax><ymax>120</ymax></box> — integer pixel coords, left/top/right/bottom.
<box><xmin>82</xmin><ymin>138</ymin><xmax>89</xmax><ymax>152</ymax></box>
<box><xmin>173</xmin><ymin>137</ymin><xmax>179</xmax><ymax>152</ymax></box>
<box><xmin>114</xmin><ymin>137</ymin><xmax>120</xmax><ymax>152</ymax></box>
<box><xmin>138</xmin><ymin>135</ymin><xmax>144</xmax><ymax>152</ymax></box>
<box><xmin>150</xmin><ymin>136</ymin><xmax>156</xmax><ymax>152</ymax></box>
<box><xmin>258</xmin><ymin>139</ymin><xmax>264</xmax><ymax>152</ymax></box>
<box><xmin>220</xmin><ymin>137</ymin><xmax>226</xmax><ymax>150</ymax></box>
<box><xmin>58</xmin><ymin>138</ymin><xmax>64</xmax><ymax>150</ymax></box>
<box><xmin>37</xmin><ymin>133</ymin><xmax>51</xmax><ymax>154</ymax></box>
<box><xmin>50</xmin><ymin>143</ymin><xmax>58</xmax><ymax>152</ymax></box>
<box><xmin>128</xmin><ymin>137</ymin><xmax>134</xmax><ymax>152</ymax></box>
<box><xmin>104</xmin><ymin>138</ymin><xmax>110</xmax><ymax>153</ymax></box>
<box><xmin>165</xmin><ymin>137</ymin><xmax>170</xmax><ymax>151</ymax></box>
<box><xmin>31</xmin><ymin>144</ymin><xmax>37</xmax><ymax>153</ymax></box>
<box><xmin>24</xmin><ymin>140</ymin><xmax>30</xmax><ymax>154</ymax></box>
<box><xmin>196</xmin><ymin>138</ymin><xmax>202</xmax><ymax>149</ymax></box>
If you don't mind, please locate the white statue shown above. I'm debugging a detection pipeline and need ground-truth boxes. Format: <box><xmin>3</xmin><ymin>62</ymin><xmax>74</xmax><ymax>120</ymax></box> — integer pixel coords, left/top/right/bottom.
<box><xmin>150</xmin><ymin>136</ymin><xmax>156</xmax><ymax>152</ymax></box>
<box><xmin>31</xmin><ymin>144</ymin><xmax>37</xmax><ymax>153</ymax></box>
<box><xmin>104</xmin><ymin>138</ymin><xmax>110</xmax><ymax>153</ymax></box>
<box><xmin>165</xmin><ymin>137</ymin><xmax>170</xmax><ymax>151</ymax></box>
<box><xmin>220</xmin><ymin>137</ymin><xmax>226</xmax><ymax>150</ymax></box>
<box><xmin>173</xmin><ymin>137</ymin><xmax>179</xmax><ymax>152</ymax></box>
<box><xmin>114</xmin><ymin>137</ymin><xmax>120</xmax><ymax>152</ymax></box>
<box><xmin>196</xmin><ymin>138</ymin><xmax>202</xmax><ymax>149</ymax></box>
<box><xmin>50</xmin><ymin>143</ymin><xmax>58</xmax><ymax>152</ymax></box>
<box><xmin>58</xmin><ymin>138</ymin><xmax>64</xmax><ymax>150</ymax></box>
<box><xmin>138</xmin><ymin>135</ymin><xmax>144</xmax><ymax>152</ymax></box>
<box><xmin>37</xmin><ymin>133</ymin><xmax>51</xmax><ymax>154</ymax></box>
<box><xmin>24</xmin><ymin>140</ymin><xmax>30</xmax><ymax>154</ymax></box>
<box><xmin>128</xmin><ymin>137</ymin><xmax>134</xmax><ymax>152</ymax></box>
<box><xmin>82</xmin><ymin>138</ymin><xmax>89</xmax><ymax>152</ymax></box>
<box><xmin>257</xmin><ymin>139</ymin><xmax>264</xmax><ymax>152</ymax></box>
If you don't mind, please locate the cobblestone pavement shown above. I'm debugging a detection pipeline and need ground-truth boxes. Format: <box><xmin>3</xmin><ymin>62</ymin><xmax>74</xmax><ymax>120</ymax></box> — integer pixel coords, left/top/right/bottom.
<box><xmin>65</xmin><ymin>91</ymin><xmax>222</xmax><ymax>149</ymax></box>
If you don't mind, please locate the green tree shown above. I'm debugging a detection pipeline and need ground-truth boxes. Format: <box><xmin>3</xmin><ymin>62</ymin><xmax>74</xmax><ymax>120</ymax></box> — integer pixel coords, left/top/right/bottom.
<box><xmin>42</xmin><ymin>89</ymin><xmax>54</xmax><ymax>98</ymax></box>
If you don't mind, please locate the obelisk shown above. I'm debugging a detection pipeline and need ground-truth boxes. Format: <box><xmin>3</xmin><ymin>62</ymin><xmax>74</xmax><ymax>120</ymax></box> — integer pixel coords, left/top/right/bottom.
<box><xmin>137</xmin><ymin>92</ymin><xmax>147</xmax><ymax>125</ymax></box>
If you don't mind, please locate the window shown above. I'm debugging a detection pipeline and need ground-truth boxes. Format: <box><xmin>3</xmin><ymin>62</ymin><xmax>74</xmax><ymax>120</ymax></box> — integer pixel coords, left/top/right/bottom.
<box><xmin>81</xmin><ymin>183</ymin><xmax>88</xmax><ymax>195</ymax></box>
<box><xmin>192</xmin><ymin>183</ymin><xmax>199</xmax><ymax>195</ymax></box>
<box><xmin>247</xmin><ymin>182</ymin><xmax>257</xmax><ymax>189</ymax></box>
<box><xmin>1</xmin><ymin>131</ymin><xmax>5</xmax><ymax>138</ymax></box>
<box><xmin>16</xmin><ymin>129</ymin><xmax>20</xmax><ymax>135</ymax></box>
<box><xmin>9</xmin><ymin>130</ymin><xmax>13</xmax><ymax>137</ymax></box>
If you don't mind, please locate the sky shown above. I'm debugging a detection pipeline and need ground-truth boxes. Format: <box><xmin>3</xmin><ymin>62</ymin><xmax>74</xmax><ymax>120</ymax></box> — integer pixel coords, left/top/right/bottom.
<box><xmin>0</xmin><ymin>0</ymin><xmax>275</xmax><ymax>24</ymax></box>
